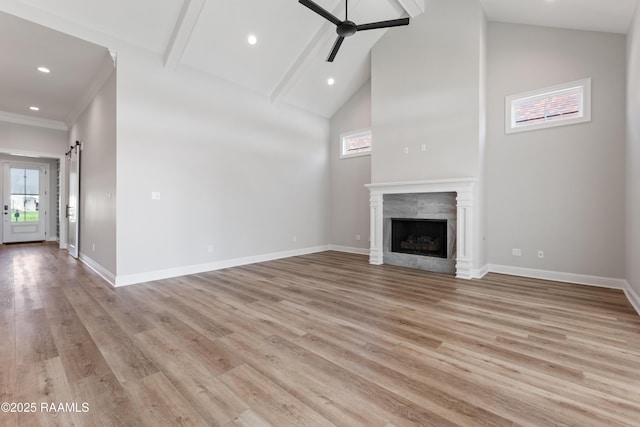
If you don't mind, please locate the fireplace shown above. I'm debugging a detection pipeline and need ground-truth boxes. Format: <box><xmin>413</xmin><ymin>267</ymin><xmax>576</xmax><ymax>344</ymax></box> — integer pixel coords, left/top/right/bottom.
<box><xmin>366</xmin><ymin>179</ymin><xmax>477</xmax><ymax>278</ymax></box>
<box><xmin>391</xmin><ymin>219</ymin><xmax>447</xmax><ymax>258</ymax></box>
<box><xmin>381</xmin><ymin>192</ymin><xmax>456</xmax><ymax>274</ymax></box>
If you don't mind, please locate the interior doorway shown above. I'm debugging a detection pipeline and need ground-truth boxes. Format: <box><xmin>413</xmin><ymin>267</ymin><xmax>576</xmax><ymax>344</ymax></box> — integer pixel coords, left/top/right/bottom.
<box><xmin>0</xmin><ymin>151</ymin><xmax>66</xmax><ymax>248</ymax></box>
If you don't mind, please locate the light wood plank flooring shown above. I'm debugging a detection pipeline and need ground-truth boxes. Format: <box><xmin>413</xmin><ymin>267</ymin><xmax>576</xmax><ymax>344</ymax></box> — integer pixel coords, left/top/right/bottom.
<box><xmin>1</xmin><ymin>242</ymin><xmax>640</xmax><ymax>426</ymax></box>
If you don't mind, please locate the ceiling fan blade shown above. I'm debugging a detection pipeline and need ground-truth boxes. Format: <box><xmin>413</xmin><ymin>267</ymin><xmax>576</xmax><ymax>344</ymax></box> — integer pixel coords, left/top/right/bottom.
<box><xmin>299</xmin><ymin>0</ymin><xmax>342</xmax><ymax>26</ymax></box>
<box><xmin>356</xmin><ymin>17</ymin><xmax>410</xmax><ymax>31</ymax></box>
<box><xmin>327</xmin><ymin>36</ymin><xmax>345</xmax><ymax>62</ymax></box>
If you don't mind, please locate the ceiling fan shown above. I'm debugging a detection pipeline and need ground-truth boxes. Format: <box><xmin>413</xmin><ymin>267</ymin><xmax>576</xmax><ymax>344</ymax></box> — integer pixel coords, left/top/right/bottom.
<box><xmin>299</xmin><ymin>0</ymin><xmax>410</xmax><ymax>62</ymax></box>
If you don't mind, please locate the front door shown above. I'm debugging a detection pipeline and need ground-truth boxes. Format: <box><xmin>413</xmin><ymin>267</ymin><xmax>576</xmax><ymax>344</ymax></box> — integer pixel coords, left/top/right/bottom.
<box><xmin>2</xmin><ymin>163</ymin><xmax>47</xmax><ymax>243</ymax></box>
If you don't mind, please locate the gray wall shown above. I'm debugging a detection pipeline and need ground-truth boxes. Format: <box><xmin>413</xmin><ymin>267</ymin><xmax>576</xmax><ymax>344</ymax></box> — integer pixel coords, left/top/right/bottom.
<box><xmin>329</xmin><ymin>80</ymin><xmax>371</xmax><ymax>251</ymax></box>
<box><xmin>486</xmin><ymin>23</ymin><xmax>626</xmax><ymax>278</ymax></box>
<box><xmin>69</xmin><ymin>67</ymin><xmax>117</xmax><ymax>276</ymax></box>
<box><xmin>627</xmin><ymin>5</ymin><xmax>640</xmax><ymax>294</ymax></box>
<box><xmin>370</xmin><ymin>0</ymin><xmax>485</xmax><ymax>184</ymax></box>
<box><xmin>115</xmin><ymin>45</ymin><xmax>330</xmax><ymax>278</ymax></box>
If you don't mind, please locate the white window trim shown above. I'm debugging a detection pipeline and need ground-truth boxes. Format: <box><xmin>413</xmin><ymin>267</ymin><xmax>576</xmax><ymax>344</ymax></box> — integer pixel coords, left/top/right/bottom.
<box><xmin>505</xmin><ymin>77</ymin><xmax>592</xmax><ymax>134</ymax></box>
<box><xmin>340</xmin><ymin>128</ymin><xmax>372</xmax><ymax>159</ymax></box>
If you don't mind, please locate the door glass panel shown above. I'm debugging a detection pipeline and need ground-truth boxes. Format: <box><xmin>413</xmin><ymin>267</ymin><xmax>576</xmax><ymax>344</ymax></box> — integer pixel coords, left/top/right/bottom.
<box><xmin>10</xmin><ymin>168</ymin><xmax>40</xmax><ymax>222</ymax></box>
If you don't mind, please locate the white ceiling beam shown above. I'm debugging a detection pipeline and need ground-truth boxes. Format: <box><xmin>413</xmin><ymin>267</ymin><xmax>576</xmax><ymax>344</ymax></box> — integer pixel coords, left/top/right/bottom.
<box><xmin>270</xmin><ymin>0</ymin><xmax>364</xmax><ymax>105</ymax></box>
<box><xmin>269</xmin><ymin>22</ymin><xmax>334</xmax><ymax>105</ymax></box>
<box><xmin>395</xmin><ymin>0</ymin><xmax>425</xmax><ymax>17</ymax></box>
<box><xmin>164</xmin><ymin>0</ymin><xmax>206</xmax><ymax>69</ymax></box>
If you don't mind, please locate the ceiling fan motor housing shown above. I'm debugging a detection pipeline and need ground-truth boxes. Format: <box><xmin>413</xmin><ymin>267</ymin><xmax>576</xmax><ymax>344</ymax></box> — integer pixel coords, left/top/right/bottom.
<box><xmin>337</xmin><ymin>21</ymin><xmax>357</xmax><ymax>37</ymax></box>
<box><xmin>299</xmin><ymin>0</ymin><xmax>409</xmax><ymax>62</ymax></box>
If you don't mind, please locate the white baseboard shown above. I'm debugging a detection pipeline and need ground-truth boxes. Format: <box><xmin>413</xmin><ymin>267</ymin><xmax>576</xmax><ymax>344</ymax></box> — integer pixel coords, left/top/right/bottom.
<box><xmin>79</xmin><ymin>253</ymin><xmax>116</xmax><ymax>287</ymax></box>
<box><xmin>623</xmin><ymin>280</ymin><xmax>640</xmax><ymax>316</ymax></box>
<box><xmin>472</xmin><ymin>265</ymin><xmax>489</xmax><ymax>279</ymax></box>
<box><xmin>487</xmin><ymin>264</ymin><xmax>625</xmax><ymax>289</ymax></box>
<box><xmin>81</xmin><ymin>245</ymin><xmax>640</xmax><ymax>319</ymax></box>
<box><xmin>114</xmin><ymin>245</ymin><xmax>331</xmax><ymax>287</ymax></box>
<box><xmin>328</xmin><ymin>245</ymin><xmax>370</xmax><ymax>255</ymax></box>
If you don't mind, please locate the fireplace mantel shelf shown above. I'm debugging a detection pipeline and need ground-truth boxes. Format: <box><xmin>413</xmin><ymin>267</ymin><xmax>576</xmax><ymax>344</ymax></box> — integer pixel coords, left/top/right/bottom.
<box><xmin>366</xmin><ymin>178</ymin><xmax>477</xmax><ymax>279</ymax></box>
<box><xmin>366</xmin><ymin>178</ymin><xmax>477</xmax><ymax>194</ymax></box>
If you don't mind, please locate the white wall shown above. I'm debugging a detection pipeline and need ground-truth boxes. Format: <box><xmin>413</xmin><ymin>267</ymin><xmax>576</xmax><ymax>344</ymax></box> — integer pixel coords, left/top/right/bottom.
<box><xmin>69</xmin><ymin>67</ymin><xmax>117</xmax><ymax>277</ymax></box>
<box><xmin>627</xmin><ymin>4</ymin><xmax>640</xmax><ymax>296</ymax></box>
<box><xmin>486</xmin><ymin>23</ymin><xmax>626</xmax><ymax>279</ymax></box>
<box><xmin>370</xmin><ymin>0</ymin><xmax>485</xmax><ymax>183</ymax></box>
<box><xmin>115</xmin><ymin>46</ymin><xmax>330</xmax><ymax>279</ymax></box>
<box><xmin>476</xmin><ymin>11</ymin><xmax>488</xmax><ymax>269</ymax></box>
<box><xmin>329</xmin><ymin>80</ymin><xmax>371</xmax><ymax>252</ymax></box>
<box><xmin>370</xmin><ymin>0</ymin><xmax>486</xmax><ymax>272</ymax></box>
<box><xmin>0</xmin><ymin>121</ymin><xmax>67</xmax><ymax>154</ymax></box>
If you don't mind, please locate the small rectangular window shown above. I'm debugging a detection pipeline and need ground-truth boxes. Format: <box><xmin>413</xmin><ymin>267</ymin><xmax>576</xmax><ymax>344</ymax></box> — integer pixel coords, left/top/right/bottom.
<box><xmin>340</xmin><ymin>129</ymin><xmax>372</xmax><ymax>158</ymax></box>
<box><xmin>505</xmin><ymin>78</ymin><xmax>591</xmax><ymax>134</ymax></box>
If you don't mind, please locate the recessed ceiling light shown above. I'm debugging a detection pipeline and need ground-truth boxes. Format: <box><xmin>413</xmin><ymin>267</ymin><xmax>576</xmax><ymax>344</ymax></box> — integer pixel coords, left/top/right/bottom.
<box><xmin>327</xmin><ymin>77</ymin><xmax>335</xmax><ymax>86</ymax></box>
<box><xmin>37</xmin><ymin>66</ymin><xmax>51</xmax><ymax>73</ymax></box>
<box><xmin>29</xmin><ymin>106</ymin><xmax>40</xmax><ymax>111</ymax></box>
<box><xmin>248</xmin><ymin>34</ymin><xmax>257</xmax><ymax>45</ymax></box>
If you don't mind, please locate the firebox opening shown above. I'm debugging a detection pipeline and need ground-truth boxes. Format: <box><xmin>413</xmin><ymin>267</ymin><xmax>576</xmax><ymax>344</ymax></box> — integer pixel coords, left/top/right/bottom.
<box><xmin>391</xmin><ymin>218</ymin><xmax>447</xmax><ymax>258</ymax></box>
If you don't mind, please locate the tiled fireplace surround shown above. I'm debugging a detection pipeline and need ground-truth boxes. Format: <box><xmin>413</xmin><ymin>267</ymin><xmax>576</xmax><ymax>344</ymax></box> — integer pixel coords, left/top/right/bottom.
<box><xmin>366</xmin><ymin>179</ymin><xmax>477</xmax><ymax>279</ymax></box>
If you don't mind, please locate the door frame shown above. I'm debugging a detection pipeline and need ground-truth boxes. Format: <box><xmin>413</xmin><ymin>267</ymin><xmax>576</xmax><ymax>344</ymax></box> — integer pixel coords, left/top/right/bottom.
<box><xmin>2</xmin><ymin>161</ymin><xmax>49</xmax><ymax>243</ymax></box>
<box><xmin>0</xmin><ymin>147</ymin><xmax>67</xmax><ymax>249</ymax></box>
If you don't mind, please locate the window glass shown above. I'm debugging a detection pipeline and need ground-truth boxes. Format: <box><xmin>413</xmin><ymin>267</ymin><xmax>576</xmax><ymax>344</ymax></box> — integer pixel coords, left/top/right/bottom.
<box><xmin>506</xmin><ymin>78</ymin><xmax>591</xmax><ymax>134</ymax></box>
<box><xmin>10</xmin><ymin>168</ymin><xmax>40</xmax><ymax>222</ymax></box>
<box><xmin>341</xmin><ymin>129</ymin><xmax>372</xmax><ymax>158</ymax></box>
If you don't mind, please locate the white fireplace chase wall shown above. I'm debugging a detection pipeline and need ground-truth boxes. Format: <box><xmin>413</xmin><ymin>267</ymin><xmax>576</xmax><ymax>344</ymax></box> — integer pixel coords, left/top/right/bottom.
<box><xmin>366</xmin><ymin>178</ymin><xmax>477</xmax><ymax>279</ymax></box>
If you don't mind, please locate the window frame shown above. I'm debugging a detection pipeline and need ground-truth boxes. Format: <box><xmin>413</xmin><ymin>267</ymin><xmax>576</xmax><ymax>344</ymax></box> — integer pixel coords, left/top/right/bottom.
<box><xmin>340</xmin><ymin>128</ymin><xmax>372</xmax><ymax>159</ymax></box>
<box><xmin>505</xmin><ymin>77</ymin><xmax>592</xmax><ymax>134</ymax></box>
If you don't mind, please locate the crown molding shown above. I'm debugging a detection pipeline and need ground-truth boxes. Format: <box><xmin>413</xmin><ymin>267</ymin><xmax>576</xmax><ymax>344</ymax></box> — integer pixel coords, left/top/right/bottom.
<box><xmin>65</xmin><ymin>50</ymin><xmax>115</xmax><ymax>128</ymax></box>
<box><xmin>0</xmin><ymin>111</ymin><xmax>67</xmax><ymax>131</ymax></box>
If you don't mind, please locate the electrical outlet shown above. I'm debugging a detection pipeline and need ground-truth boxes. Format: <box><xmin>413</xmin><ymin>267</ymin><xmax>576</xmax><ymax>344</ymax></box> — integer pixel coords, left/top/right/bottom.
<box><xmin>207</xmin><ymin>245</ymin><xmax>213</xmax><ymax>253</ymax></box>
<box><xmin>151</xmin><ymin>192</ymin><xmax>161</xmax><ymax>200</ymax></box>
<box><xmin>512</xmin><ymin>248</ymin><xmax>522</xmax><ymax>257</ymax></box>
<box><xmin>404</xmin><ymin>147</ymin><xmax>409</xmax><ymax>154</ymax></box>
<box><xmin>92</xmin><ymin>243</ymin><xmax>95</xmax><ymax>252</ymax></box>
<box><xmin>538</xmin><ymin>250</ymin><xmax>544</xmax><ymax>259</ymax></box>
<box><xmin>292</xmin><ymin>235</ymin><xmax>297</xmax><ymax>243</ymax></box>
<box><xmin>355</xmin><ymin>235</ymin><xmax>361</xmax><ymax>241</ymax></box>
<box><xmin>421</xmin><ymin>144</ymin><xmax>426</xmax><ymax>152</ymax></box>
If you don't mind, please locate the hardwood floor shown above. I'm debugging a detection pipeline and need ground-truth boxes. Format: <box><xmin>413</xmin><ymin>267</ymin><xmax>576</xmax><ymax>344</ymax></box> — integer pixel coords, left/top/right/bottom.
<box><xmin>2</xmin><ymin>242</ymin><xmax>640</xmax><ymax>426</ymax></box>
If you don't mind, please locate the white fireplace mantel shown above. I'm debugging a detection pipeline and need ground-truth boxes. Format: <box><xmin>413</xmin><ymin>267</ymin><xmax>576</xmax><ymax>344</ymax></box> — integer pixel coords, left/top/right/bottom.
<box><xmin>365</xmin><ymin>178</ymin><xmax>477</xmax><ymax>279</ymax></box>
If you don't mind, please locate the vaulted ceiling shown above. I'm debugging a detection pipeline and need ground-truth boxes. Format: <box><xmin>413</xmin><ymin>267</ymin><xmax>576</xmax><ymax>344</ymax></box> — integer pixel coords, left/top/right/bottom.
<box><xmin>0</xmin><ymin>0</ymin><xmax>637</xmax><ymax>129</ymax></box>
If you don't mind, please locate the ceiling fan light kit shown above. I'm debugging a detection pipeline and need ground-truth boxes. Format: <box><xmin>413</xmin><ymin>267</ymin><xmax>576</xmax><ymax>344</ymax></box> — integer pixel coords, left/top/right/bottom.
<box><xmin>299</xmin><ymin>0</ymin><xmax>410</xmax><ymax>62</ymax></box>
